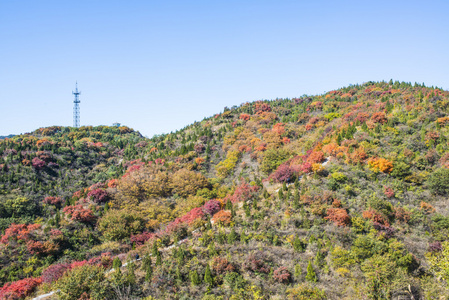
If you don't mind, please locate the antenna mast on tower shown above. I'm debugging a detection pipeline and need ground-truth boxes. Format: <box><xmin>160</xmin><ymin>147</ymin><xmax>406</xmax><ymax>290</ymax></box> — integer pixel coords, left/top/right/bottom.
<box><xmin>72</xmin><ymin>82</ymin><xmax>81</xmax><ymax>128</ymax></box>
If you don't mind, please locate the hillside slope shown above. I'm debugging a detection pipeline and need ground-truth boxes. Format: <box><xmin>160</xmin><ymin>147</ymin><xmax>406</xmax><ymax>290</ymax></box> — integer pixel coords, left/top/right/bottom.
<box><xmin>1</xmin><ymin>80</ymin><xmax>449</xmax><ymax>299</ymax></box>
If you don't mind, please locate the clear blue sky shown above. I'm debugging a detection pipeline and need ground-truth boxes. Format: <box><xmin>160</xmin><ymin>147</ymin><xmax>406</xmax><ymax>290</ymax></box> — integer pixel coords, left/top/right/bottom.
<box><xmin>1</xmin><ymin>0</ymin><xmax>448</xmax><ymax>137</ymax></box>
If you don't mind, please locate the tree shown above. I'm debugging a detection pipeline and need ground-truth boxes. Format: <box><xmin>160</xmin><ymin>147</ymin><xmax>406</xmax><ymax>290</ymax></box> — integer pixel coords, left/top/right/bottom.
<box><xmin>3</xmin><ymin>196</ymin><xmax>36</xmax><ymax>218</ymax></box>
<box><xmin>293</xmin><ymin>236</ymin><xmax>304</xmax><ymax>252</ymax></box>
<box><xmin>325</xmin><ymin>208</ymin><xmax>351</xmax><ymax>226</ymax></box>
<box><xmin>87</xmin><ymin>189</ymin><xmax>109</xmax><ymax>203</ymax></box>
<box><xmin>170</xmin><ymin>169</ymin><xmax>209</xmax><ymax>197</ymax></box>
<box><xmin>55</xmin><ymin>265</ymin><xmax>111</xmax><ymax>300</ymax></box>
<box><xmin>273</xmin><ymin>266</ymin><xmax>291</xmax><ymax>283</ymax></box>
<box><xmin>142</xmin><ymin>256</ymin><xmax>153</xmax><ymax>281</ymax></box>
<box><xmin>305</xmin><ymin>261</ymin><xmax>317</xmax><ymax>282</ymax></box>
<box><xmin>227</xmin><ymin>228</ymin><xmax>237</xmax><ymax>244</ymax></box>
<box><xmin>211</xmin><ymin>210</ymin><xmax>232</xmax><ymax>226</ymax></box>
<box><xmin>427</xmin><ymin>241</ymin><xmax>449</xmax><ymax>282</ymax></box>
<box><xmin>112</xmin><ymin>257</ymin><xmax>122</xmax><ymax>270</ymax></box>
<box><xmin>97</xmin><ymin>209</ymin><xmax>145</xmax><ymax>241</ymax></box>
<box><xmin>204</xmin><ymin>264</ymin><xmax>213</xmax><ymax>286</ymax></box>
<box><xmin>202</xmin><ymin>199</ymin><xmax>221</xmax><ymax>216</ymax></box>
<box><xmin>63</xmin><ymin>205</ymin><xmax>97</xmax><ymax>223</ymax></box>
<box><xmin>190</xmin><ymin>270</ymin><xmax>200</xmax><ymax>286</ymax></box>
<box><xmin>361</xmin><ymin>255</ymin><xmax>395</xmax><ymax>300</ymax></box>
<box><xmin>427</xmin><ymin>168</ymin><xmax>449</xmax><ymax>195</ymax></box>
<box><xmin>260</xmin><ymin>148</ymin><xmax>292</xmax><ymax>174</ymax></box>
<box><xmin>272</xmin><ymin>164</ymin><xmax>294</xmax><ymax>183</ymax></box>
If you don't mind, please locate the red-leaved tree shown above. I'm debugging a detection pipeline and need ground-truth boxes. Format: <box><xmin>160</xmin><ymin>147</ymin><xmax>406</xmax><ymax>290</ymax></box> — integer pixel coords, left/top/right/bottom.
<box><xmin>87</xmin><ymin>189</ymin><xmax>109</xmax><ymax>203</ymax></box>
<box><xmin>63</xmin><ymin>205</ymin><xmax>97</xmax><ymax>223</ymax></box>
<box><xmin>325</xmin><ymin>208</ymin><xmax>351</xmax><ymax>226</ymax></box>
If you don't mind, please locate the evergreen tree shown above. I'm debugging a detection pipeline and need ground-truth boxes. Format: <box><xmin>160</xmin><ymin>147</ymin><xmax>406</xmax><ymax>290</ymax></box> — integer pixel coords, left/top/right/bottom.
<box><xmin>208</xmin><ymin>241</ymin><xmax>217</xmax><ymax>256</ymax></box>
<box><xmin>126</xmin><ymin>262</ymin><xmax>136</xmax><ymax>285</ymax></box>
<box><xmin>306</xmin><ymin>260</ymin><xmax>317</xmax><ymax>282</ymax></box>
<box><xmin>204</xmin><ymin>264</ymin><xmax>213</xmax><ymax>286</ymax></box>
<box><xmin>152</xmin><ymin>242</ymin><xmax>158</xmax><ymax>256</ymax></box>
<box><xmin>278</xmin><ymin>189</ymin><xmax>284</xmax><ymax>200</ymax></box>
<box><xmin>156</xmin><ymin>250</ymin><xmax>162</xmax><ymax>266</ymax></box>
<box><xmin>293</xmin><ymin>189</ymin><xmax>300</xmax><ymax>209</ymax></box>
<box><xmin>190</xmin><ymin>270</ymin><xmax>200</xmax><ymax>286</ymax></box>
<box><xmin>293</xmin><ymin>236</ymin><xmax>304</xmax><ymax>252</ymax></box>
<box><xmin>294</xmin><ymin>263</ymin><xmax>302</xmax><ymax>280</ymax></box>
<box><xmin>336</xmin><ymin>133</ymin><xmax>342</xmax><ymax>144</ymax></box>
<box><xmin>113</xmin><ymin>257</ymin><xmax>122</xmax><ymax>271</ymax></box>
<box><xmin>227</xmin><ymin>228</ymin><xmax>237</xmax><ymax>244</ymax></box>
<box><xmin>176</xmin><ymin>266</ymin><xmax>182</xmax><ymax>282</ymax></box>
<box><xmin>142</xmin><ymin>256</ymin><xmax>153</xmax><ymax>281</ymax></box>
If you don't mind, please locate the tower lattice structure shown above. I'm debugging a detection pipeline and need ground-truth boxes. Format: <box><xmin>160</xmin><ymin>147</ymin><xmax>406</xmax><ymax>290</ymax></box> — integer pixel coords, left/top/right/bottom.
<box><xmin>72</xmin><ymin>82</ymin><xmax>81</xmax><ymax>128</ymax></box>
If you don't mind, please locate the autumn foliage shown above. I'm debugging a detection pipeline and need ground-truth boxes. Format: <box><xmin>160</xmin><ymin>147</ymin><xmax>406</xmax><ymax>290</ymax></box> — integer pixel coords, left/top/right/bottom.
<box><xmin>1</xmin><ymin>223</ymin><xmax>41</xmax><ymax>245</ymax></box>
<box><xmin>43</xmin><ymin>196</ymin><xmax>62</xmax><ymax>206</ymax></box>
<box><xmin>325</xmin><ymin>208</ymin><xmax>351</xmax><ymax>226</ymax></box>
<box><xmin>371</xmin><ymin>112</ymin><xmax>387</xmax><ymax>124</ymax></box>
<box><xmin>0</xmin><ymin>277</ymin><xmax>42</xmax><ymax>300</ymax></box>
<box><xmin>211</xmin><ymin>210</ymin><xmax>232</xmax><ymax>226</ymax></box>
<box><xmin>368</xmin><ymin>157</ymin><xmax>393</xmax><ymax>173</ymax></box>
<box><xmin>87</xmin><ymin>189</ymin><xmax>109</xmax><ymax>203</ymax></box>
<box><xmin>63</xmin><ymin>205</ymin><xmax>97</xmax><ymax>223</ymax></box>
<box><xmin>362</xmin><ymin>209</ymin><xmax>390</xmax><ymax>227</ymax></box>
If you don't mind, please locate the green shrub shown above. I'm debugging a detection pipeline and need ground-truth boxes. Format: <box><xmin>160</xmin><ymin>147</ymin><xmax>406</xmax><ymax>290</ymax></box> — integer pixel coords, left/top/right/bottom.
<box><xmin>427</xmin><ymin>168</ymin><xmax>449</xmax><ymax>195</ymax></box>
<box><xmin>260</xmin><ymin>148</ymin><xmax>292</xmax><ymax>174</ymax></box>
<box><xmin>286</xmin><ymin>283</ymin><xmax>326</xmax><ymax>299</ymax></box>
<box><xmin>55</xmin><ymin>265</ymin><xmax>111</xmax><ymax>300</ymax></box>
<box><xmin>97</xmin><ymin>209</ymin><xmax>145</xmax><ymax>241</ymax></box>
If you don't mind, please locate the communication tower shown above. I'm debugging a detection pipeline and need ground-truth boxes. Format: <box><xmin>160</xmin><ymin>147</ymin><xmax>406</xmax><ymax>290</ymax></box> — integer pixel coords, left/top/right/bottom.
<box><xmin>72</xmin><ymin>82</ymin><xmax>81</xmax><ymax>128</ymax></box>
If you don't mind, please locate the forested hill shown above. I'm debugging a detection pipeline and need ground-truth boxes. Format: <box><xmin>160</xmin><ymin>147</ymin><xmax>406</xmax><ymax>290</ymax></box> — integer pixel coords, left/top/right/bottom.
<box><xmin>1</xmin><ymin>80</ymin><xmax>449</xmax><ymax>299</ymax></box>
<box><xmin>0</xmin><ymin>135</ymin><xmax>15</xmax><ymax>140</ymax></box>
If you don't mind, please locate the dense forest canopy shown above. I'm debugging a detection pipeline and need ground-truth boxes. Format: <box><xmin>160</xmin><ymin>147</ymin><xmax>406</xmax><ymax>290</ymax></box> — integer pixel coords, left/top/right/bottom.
<box><xmin>1</xmin><ymin>80</ymin><xmax>449</xmax><ymax>299</ymax></box>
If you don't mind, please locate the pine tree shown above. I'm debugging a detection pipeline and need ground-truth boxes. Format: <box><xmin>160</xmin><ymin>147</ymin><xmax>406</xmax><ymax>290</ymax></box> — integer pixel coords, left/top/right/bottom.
<box><xmin>190</xmin><ymin>270</ymin><xmax>200</xmax><ymax>286</ymax></box>
<box><xmin>240</xmin><ymin>230</ymin><xmax>247</xmax><ymax>244</ymax></box>
<box><xmin>227</xmin><ymin>228</ymin><xmax>237</xmax><ymax>244</ymax></box>
<box><xmin>176</xmin><ymin>266</ymin><xmax>182</xmax><ymax>281</ymax></box>
<box><xmin>293</xmin><ymin>236</ymin><xmax>304</xmax><ymax>252</ymax></box>
<box><xmin>152</xmin><ymin>242</ymin><xmax>158</xmax><ymax>256</ymax></box>
<box><xmin>278</xmin><ymin>189</ymin><xmax>284</xmax><ymax>200</ymax></box>
<box><xmin>113</xmin><ymin>257</ymin><xmax>122</xmax><ymax>271</ymax></box>
<box><xmin>142</xmin><ymin>256</ymin><xmax>153</xmax><ymax>281</ymax></box>
<box><xmin>375</xmin><ymin>124</ymin><xmax>381</xmax><ymax>134</ymax></box>
<box><xmin>362</xmin><ymin>122</ymin><xmax>368</xmax><ymax>131</ymax></box>
<box><xmin>315</xmin><ymin>250</ymin><xmax>325</xmax><ymax>267</ymax></box>
<box><xmin>336</xmin><ymin>133</ymin><xmax>342</xmax><ymax>144</ymax></box>
<box><xmin>263</xmin><ymin>189</ymin><xmax>270</xmax><ymax>199</ymax></box>
<box><xmin>294</xmin><ymin>263</ymin><xmax>302</xmax><ymax>280</ymax></box>
<box><xmin>293</xmin><ymin>189</ymin><xmax>300</xmax><ymax>209</ymax></box>
<box><xmin>208</xmin><ymin>241</ymin><xmax>217</xmax><ymax>256</ymax></box>
<box><xmin>306</xmin><ymin>260</ymin><xmax>317</xmax><ymax>282</ymax></box>
<box><xmin>204</xmin><ymin>264</ymin><xmax>213</xmax><ymax>286</ymax></box>
<box><xmin>156</xmin><ymin>250</ymin><xmax>162</xmax><ymax>266</ymax></box>
<box><xmin>294</xmin><ymin>178</ymin><xmax>300</xmax><ymax>189</ymax></box>
<box><xmin>126</xmin><ymin>262</ymin><xmax>136</xmax><ymax>285</ymax></box>
<box><xmin>226</xmin><ymin>199</ymin><xmax>232</xmax><ymax>210</ymax></box>
<box><xmin>244</xmin><ymin>203</ymin><xmax>251</xmax><ymax>217</ymax></box>
<box><xmin>177</xmin><ymin>247</ymin><xmax>185</xmax><ymax>264</ymax></box>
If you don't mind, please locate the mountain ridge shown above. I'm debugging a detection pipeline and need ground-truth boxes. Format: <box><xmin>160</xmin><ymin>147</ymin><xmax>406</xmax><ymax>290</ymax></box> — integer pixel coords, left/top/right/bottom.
<box><xmin>1</xmin><ymin>80</ymin><xmax>449</xmax><ymax>299</ymax></box>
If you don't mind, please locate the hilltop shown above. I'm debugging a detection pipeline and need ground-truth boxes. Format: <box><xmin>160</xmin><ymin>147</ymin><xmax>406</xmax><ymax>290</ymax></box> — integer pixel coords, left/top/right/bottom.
<box><xmin>1</xmin><ymin>80</ymin><xmax>449</xmax><ymax>299</ymax></box>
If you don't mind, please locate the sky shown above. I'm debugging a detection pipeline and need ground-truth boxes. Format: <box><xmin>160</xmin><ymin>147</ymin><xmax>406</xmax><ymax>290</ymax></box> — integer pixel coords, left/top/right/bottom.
<box><xmin>1</xmin><ymin>0</ymin><xmax>448</xmax><ymax>137</ymax></box>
